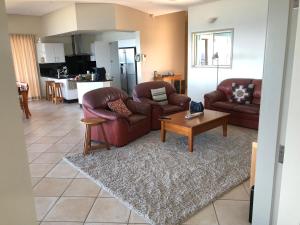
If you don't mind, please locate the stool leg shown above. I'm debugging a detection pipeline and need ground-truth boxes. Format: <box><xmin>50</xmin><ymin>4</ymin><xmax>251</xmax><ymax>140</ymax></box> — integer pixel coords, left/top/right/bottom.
<box><xmin>59</xmin><ymin>86</ymin><xmax>63</xmax><ymax>103</ymax></box>
<box><xmin>83</xmin><ymin>124</ymin><xmax>91</xmax><ymax>155</ymax></box>
<box><xmin>46</xmin><ymin>83</ymin><xmax>49</xmax><ymax>100</ymax></box>
<box><xmin>100</xmin><ymin>124</ymin><xmax>110</xmax><ymax>150</ymax></box>
<box><xmin>52</xmin><ymin>85</ymin><xmax>55</xmax><ymax>104</ymax></box>
<box><xmin>49</xmin><ymin>84</ymin><xmax>52</xmax><ymax>101</ymax></box>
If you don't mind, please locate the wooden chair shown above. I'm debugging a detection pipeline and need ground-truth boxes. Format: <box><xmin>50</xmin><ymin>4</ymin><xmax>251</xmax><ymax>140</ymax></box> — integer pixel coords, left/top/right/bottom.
<box><xmin>45</xmin><ymin>80</ymin><xmax>55</xmax><ymax>101</ymax></box>
<box><xmin>17</xmin><ymin>82</ymin><xmax>31</xmax><ymax>119</ymax></box>
<box><xmin>52</xmin><ymin>82</ymin><xmax>63</xmax><ymax>104</ymax></box>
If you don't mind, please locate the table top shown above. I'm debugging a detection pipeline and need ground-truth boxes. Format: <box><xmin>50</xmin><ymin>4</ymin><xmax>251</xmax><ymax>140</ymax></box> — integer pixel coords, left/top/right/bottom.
<box><xmin>154</xmin><ymin>74</ymin><xmax>185</xmax><ymax>81</ymax></box>
<box><xmin>81</xmin><ymin>117</ymin><xmax>106</xmax><ymax>125</ymax></box>
<box><xmin>160</xmin><ymin>110</ymin><xmax>230</xmax><ymax>128</ymax></box>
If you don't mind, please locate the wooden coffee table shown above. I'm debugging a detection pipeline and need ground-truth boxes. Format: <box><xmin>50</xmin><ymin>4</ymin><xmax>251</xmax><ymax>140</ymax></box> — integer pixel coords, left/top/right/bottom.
<box><xmin>160</xmin><ymin>110</ymin><xmax>230</xmax><ymax>152</ymax></box>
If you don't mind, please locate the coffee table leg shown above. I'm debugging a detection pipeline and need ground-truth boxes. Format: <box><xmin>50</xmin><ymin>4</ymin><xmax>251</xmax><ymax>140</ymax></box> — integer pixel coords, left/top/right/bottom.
<box><xmin>160</xmin><ymin>121</ymin><xmax>166</xmax><ymax>142</ymax></box>
<box><xmin>188</xmin><ymin>132</ymin><xmax>193</xmax><ymax>152</ymax></box>
<box><xmin>223</xmin><ymin>119</ymin><xmax>228</xmax><ymax>137</ymax></box>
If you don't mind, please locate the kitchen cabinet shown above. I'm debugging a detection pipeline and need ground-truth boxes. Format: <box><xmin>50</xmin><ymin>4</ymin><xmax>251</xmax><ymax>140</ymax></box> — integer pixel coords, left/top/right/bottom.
<box><xmin>36</xmin><ymin>43</ymin><xmax>65</xmax><ymax>63</ymax></box>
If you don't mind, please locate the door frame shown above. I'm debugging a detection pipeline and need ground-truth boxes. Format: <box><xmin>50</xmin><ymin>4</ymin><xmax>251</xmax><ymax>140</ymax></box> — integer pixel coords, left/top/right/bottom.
<box><xmin>252</xmin><ymin>0</ymin><xmax>292</xmax><ymax>224</ymax></box>
<box><xmin>118</xmin><ymin>47</ymin><xmax>138</xmax><ymax>94</ymax></box>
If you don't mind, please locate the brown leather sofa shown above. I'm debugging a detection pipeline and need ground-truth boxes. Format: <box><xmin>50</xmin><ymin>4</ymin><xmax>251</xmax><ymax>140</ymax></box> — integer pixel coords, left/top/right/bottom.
<box><xmin>204</xmin><ymin>78</ymin><xmax>262</xmax><ymax>129</ymax></box>
<box><xmin>82</xmin><ymin>87</ymin><xmax>151</xmax><ymax>147</ymax></box>
<box><xmin>133</xmin><ymin>81</ymin><xmax>191</xmax><ymax>130</ymax></box>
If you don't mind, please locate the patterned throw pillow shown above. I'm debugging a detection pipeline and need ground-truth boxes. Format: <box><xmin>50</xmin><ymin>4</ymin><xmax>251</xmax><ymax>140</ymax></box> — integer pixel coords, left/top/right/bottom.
<box><xmin>107</xmin><ymin>99</ymin><xmax>132</xmax><ymax>117</ymax></box>
<box><xmin>151</xmin><ymin>87</ymin><xmax>168</xmax><ymax>105</ymax></box>
<box><xmin>230</xmin><ymin>83</ymin><xmax>255</xmax><ymax>104</ymax></box>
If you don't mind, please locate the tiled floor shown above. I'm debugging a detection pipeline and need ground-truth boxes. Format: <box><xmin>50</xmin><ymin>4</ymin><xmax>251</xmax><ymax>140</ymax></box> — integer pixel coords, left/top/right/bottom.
<box><xmin>24</xmin><ymin>101</ymin><xmax>251</xmax><ymax>225</ymax></box>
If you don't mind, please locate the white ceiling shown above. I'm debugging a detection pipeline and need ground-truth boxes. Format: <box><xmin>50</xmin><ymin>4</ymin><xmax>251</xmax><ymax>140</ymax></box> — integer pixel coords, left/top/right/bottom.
<box><xmin>5</xmin><ymin>0</ymin><xmax>217</xmax><ymax>16</ymax></box>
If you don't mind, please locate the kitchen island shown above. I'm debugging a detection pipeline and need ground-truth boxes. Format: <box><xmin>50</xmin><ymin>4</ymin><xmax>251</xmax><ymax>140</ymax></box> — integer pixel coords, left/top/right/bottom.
<box><xmin>77</xmin><ymin>80</ymin><xmax>112</xmax><ymax>104</ymax></box>
<box><xmin>40</xmin><ymin>76</ymin><xmax>78</xmax><ymax>101</ymax></box>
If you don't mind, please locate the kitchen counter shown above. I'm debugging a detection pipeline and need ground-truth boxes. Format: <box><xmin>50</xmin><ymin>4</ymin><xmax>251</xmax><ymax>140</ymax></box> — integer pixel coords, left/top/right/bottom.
<box><xmin>40</xmin><ymin>75</ymin><xmax>76</xmax><ymax>79</ymax></box>
<box><xmin>76</xmin><ymin>79</ymin><xmax>113</xmax><ymax>83</ymax></box>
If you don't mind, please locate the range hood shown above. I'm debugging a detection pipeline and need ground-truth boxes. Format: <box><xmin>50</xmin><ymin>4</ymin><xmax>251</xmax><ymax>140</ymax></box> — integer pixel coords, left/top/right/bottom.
<box><xmin>71</xmin><ymin>34</ymin><xmax>89</xmax><ymax>56</ymax></box>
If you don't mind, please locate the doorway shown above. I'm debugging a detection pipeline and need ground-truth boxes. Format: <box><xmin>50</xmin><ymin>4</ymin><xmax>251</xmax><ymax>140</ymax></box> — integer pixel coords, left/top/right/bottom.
<box><xmin>118</xmin><ymin>47</ymin><xmax>138</xmax><ymax>96</ymax></box>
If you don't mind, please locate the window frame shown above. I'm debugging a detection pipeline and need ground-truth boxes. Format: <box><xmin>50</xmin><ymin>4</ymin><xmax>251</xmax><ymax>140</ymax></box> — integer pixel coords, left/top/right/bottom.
<box><xmin>191</xmin><ymin>28</ymin><xmax>234</xmax><ymax>68</ymax></box>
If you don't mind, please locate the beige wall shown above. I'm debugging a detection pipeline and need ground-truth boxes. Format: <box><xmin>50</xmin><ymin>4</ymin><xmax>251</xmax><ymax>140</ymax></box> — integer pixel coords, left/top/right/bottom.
<box><xmin>7</xmin><ymin>14</ymin><xmax>42</xmax><ymax>35</ymax></box>
<box><xmin>0</xmin><ymin>1</ymin><xmax>37</xmax><ymax>224</ymax></box>
<box><xmin>115</xmin><ymin>6</ymin><xmax>187</xmax><ymax>81</ymax></box>
<box><xmin>41</xmin><ymin>4</ymin><xmax>77</xmax><ymax>36</ymax></box>
<box><xmin>152</xmin><ymin>12</ymin><xmax>187</xmax><ymax>77</ymax></box>
<box><xmin>42</xmin><ymin>35</ymin><xmax>73</xmax><ymax>55</ymax></box>
<box><xmin>76</xmin><ymin>3</ymin><xmax>116</xmax><ymax>31</ymax></box>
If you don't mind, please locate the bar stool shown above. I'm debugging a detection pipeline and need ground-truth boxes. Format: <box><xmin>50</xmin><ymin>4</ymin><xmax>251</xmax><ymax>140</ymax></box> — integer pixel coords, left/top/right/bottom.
<box><xmin>45</xmin><ymin>81</ymin><xmax>55</xmax><ymax>101</ymax></box>
<box><xmin>52</xmin><ymin>82</ymin><xmax>63</xmax><ymax>104</ymax></box>
<box><xmin>80</xmin><ymin>118</ymin><xmax>110</xmax><ymax>155</ymax></box>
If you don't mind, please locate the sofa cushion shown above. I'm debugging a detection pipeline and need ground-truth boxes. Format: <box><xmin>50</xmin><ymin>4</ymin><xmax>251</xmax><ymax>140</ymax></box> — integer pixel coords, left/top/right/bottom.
<box><xmin>212</xmin><ymin>101</ymin><xmax>238</xmax><ymax>110</ymax></box>
<box><xmin>161</xmin><ymin>104</ymin><xmax>182</xmax><ymax>115</ymax></box>
<box><xmin>233</xmin><ymin>104</ymin><xmax>260</xmax><ymax>114</ymax></box>
<box><xmin>107</xmin><ymin>98</ymin><xmax>132</xmax><ymax>117</ymax></box>
<box><xmin>151</xmin><ymin>87</ymin><xmax>168</xmax><ymax>105</ymax></box>
<box><xmin>128</xmin><ymin>114</ymin><xmax>148</xmax><ymax>125</ymax></box>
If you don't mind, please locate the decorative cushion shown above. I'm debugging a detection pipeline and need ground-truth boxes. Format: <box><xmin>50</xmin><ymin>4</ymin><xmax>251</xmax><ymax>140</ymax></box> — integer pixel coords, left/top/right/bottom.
<box><xmin>230</xmin><ymin>83</ymin><xmax>255</xmax><ymax>104</ymax></box>
<box><xmin>107</xmin><ymin>98</ymin><xmax>132</xmax><ymax>117</ymax></box>
<box><xmin>151</xmin><ymin>87</ymin><xmax>168</xmax><ymax>105</ymax></box>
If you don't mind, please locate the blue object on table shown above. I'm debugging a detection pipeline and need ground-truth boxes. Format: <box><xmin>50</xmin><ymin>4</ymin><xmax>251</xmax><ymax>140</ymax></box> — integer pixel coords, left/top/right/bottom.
<box><xmin>190</xmin><ymin>101</ymin><xmax>204</xmax><ymax>114</ymax></box>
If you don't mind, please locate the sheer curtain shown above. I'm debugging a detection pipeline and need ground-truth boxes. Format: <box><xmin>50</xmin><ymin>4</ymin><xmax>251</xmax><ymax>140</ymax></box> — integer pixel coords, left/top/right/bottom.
<box><xmin>10</xmin><ymin>34</ymin><xmax>41</xmax><ymax>99</ymax></box>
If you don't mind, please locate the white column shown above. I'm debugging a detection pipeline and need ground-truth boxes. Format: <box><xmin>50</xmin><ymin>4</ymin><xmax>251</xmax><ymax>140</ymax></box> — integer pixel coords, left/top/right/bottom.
<box><xmin>0</xmin><ymin>0</ymin><xmax>37</xmax><ymax>224</ymax></box>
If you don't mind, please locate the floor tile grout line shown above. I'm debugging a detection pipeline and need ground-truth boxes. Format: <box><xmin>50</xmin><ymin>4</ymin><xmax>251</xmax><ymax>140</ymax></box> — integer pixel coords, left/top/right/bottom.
<box><xmin>31</xmin><ymin>153</ymin><xmax>77</xmax><ymax>222</ymax></box>
<box><xmin>42</xmin><ymin>220</ymin><xmax>127</xmax><ymax>224</ymax></box>
<box><xmin>39</xmin><ymin>193</ymin><xmax>61</xmax><ymax>222</ymax></box>
<box><xmin>28</xmin><ymin>120</ymin><xmax>82</xmax><ymax>151</ymax></box>
<box><xmin>216</xmin><ymin>199</ymin><xmax>250</xmax><ymax>202</ymax></box>
<box><xmin>127</xmin><ymin>210</ymin><xmax>132</xmax><ymax>224</ymax></box>
<box><xmin>83</xmin><ymin>195</ymin><xmax>99</xmax><ymax>224</ymax></box>
<box><xmin>212</xmin><ymin>202</ymin><xmax>221</xmax><ymax>225</ymax></box>
<box><xmin>242</xmin><ymin>182</ymin><xmax>251</xmax><ymax>196</ymax></box>
<box><xmin>40</xmin><ymin>175</ymin><xmax>77</xmax><ymax>222</ymax></box>
<box><xmin>32</xmin><ymin>158</ymin><xmax>64</xmax><ymax>222</ymax></box>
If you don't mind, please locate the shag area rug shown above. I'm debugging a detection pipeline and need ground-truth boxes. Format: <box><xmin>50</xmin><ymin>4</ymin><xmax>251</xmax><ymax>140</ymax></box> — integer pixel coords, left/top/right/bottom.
<box><xmin>64</xmin><ymin>126</ymin><xmax>257</xmax><ymax>225</ymax></box>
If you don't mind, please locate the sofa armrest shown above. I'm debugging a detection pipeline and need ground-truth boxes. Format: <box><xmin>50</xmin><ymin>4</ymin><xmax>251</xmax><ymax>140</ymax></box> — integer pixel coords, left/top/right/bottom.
<box><xmin>126</xmin><ymin>99</ymin><xmax>151</xmax><ymax>116</ymax></box>
<box><xmin>204</xmin><ymin>90</ymin><xmax>226</xmax><ymax>108</ymax></box>
<box><xmin>168</xmin><ymin>93</ymin><xmax>191</xmax><ymax>108</ymax></box>
<box><xmin>85</xmin><ymin>107</ymin><xmax>129</xmax><ymax>122</ymax></box>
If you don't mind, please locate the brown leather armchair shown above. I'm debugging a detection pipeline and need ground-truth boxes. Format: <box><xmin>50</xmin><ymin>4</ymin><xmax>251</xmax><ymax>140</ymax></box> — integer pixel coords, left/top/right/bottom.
<box><xmin>133</xmin><ymin>81</ymin><xmax>191</xmax><ymax>130</ymax></box>
<box><xmin>204</xmin><ymin>78</ymin><xmax>262</xmax><ymax>129</ymax></box>
<box><xmin>82</xmin><ymin>87</ymin><xmax>151</xmax><ymax>147</ymax></box>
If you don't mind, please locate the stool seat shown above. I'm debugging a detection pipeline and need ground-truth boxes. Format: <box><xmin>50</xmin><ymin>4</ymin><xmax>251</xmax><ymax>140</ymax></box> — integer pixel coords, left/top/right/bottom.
<box><xmin>81</xmin><ymin>117</ymin><xmax>110</xmax><ymax>155</ymax></box>
<box><xmin>81</xmin><ymin>118</ymin><xmax>106</xmax><ymax>125</ymax></box>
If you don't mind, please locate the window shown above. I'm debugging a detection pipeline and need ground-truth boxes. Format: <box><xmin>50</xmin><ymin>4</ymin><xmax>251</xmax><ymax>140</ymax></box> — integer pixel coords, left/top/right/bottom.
<box><xmin>192</xmin><ymin>29</ymin><xmax>234</xmax><ymax>68</ymax></box>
